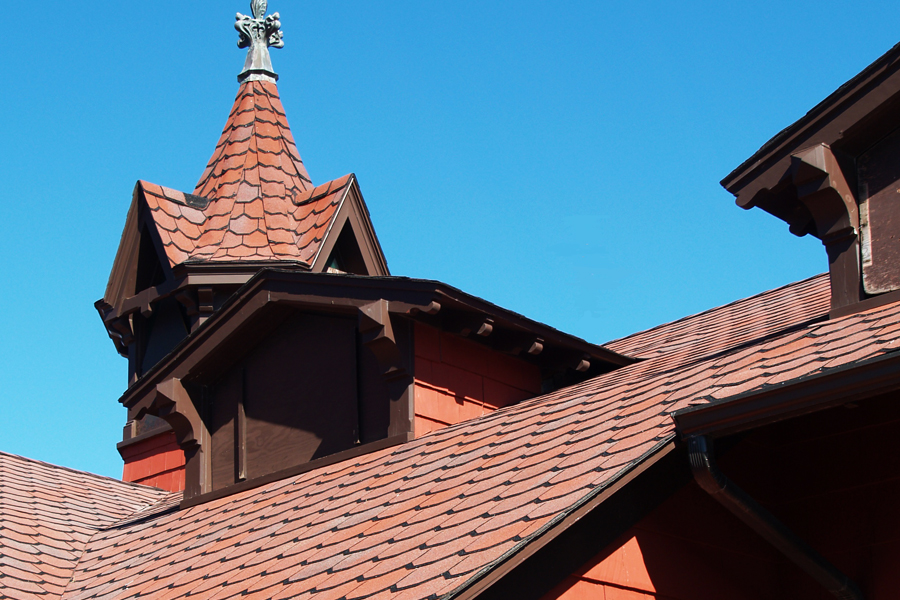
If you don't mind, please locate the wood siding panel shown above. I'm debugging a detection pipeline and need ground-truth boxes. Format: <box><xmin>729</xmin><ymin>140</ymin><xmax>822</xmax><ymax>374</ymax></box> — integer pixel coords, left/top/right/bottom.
<box><xmin>121</xmin><ymin>431</ymin><xmax>185</xmax><ymax>492</ymax></box>
<box><xmin>413</xmin><ymin>322</ymin><xmax>541</xmax><ymax>437</ymax></box>
<box><xmin>242</xmin><ymin>313</ymin><xmax>358</xmax><ymax>479</ymax></box>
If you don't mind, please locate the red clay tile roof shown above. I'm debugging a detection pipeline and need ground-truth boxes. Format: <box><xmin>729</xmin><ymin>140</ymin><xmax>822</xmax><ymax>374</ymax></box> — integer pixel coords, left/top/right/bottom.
<box><xmin>40</xmin><ymin>291</ymin><xmax>900</xmax><ymax>600</ymax></box>
<box><xmin>140</xmin><ymin>174</ymin><xmax>349</xmax><ymax>267</ymax></box>
<box><xmin>0</xmin><ymin>452</ymin><xmax>169</xmax><ymax>600</ymax></box>
<box><xmin>606</xmin><ymin>273</ymin><xmax>831</xmax><ymax>368</ymax></box>
<box><xmin>195</xmin><ymin>80</ymin><xmax>312</xmax><ymax>200</ymax></box>
<box><xmin>139</xmin><ymin>80</ymin><xmax>348</xmax><ymax>267</ymax></box>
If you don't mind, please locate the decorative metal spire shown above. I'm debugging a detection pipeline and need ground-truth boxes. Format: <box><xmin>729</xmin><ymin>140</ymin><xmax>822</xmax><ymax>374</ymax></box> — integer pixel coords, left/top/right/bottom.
<box><xmin>235</xmin><ymin>0</ymin><xmax>284</xmax><ymax>83</ymax></box>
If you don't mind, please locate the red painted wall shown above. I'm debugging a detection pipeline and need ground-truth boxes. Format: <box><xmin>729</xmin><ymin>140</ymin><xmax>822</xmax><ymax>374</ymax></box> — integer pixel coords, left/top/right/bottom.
<box><xmin>541</xmin><ymin>481</ymin><xmax>784</xmax><ymax>600</ymax></box>
<box><xmin>543</xmin><ymin>396</ymin><xmax>900</xmax><ymax>599</ymax></box>
<box><xmin>413</xmin><ymin>322</ymin><xmax>542</xmax><ymax>437</ymax></box>
<box><xmin>121</xmin><ymin>431</ymin><xmax>185</xmax><ymax>492</ymax></box>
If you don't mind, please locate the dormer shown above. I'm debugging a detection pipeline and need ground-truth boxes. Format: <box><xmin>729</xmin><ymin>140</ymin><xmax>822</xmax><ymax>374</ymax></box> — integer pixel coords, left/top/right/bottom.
<box><xmin>118</xmin><ymin>270</ymin><xmax>634</xmax><ymax>503</ymax></box>
<box><xmin>722</xmin><ymin>41</ymin><xmax>900</xmax><ymax>317</ymax></box>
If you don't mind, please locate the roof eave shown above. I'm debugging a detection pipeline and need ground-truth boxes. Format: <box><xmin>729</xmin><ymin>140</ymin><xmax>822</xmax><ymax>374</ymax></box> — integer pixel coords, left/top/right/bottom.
<box><xmin>118</xmin><ymin>269</ymin><xmax>634</xmax><ymax>409</ymax></box>
<box><xmin>721</xmin><ymin>40</ymin><xmax>900</xmax><ymax>203</ymax></box>
<box><xmin>672</xmin><ymin>349</ymin><xmax>900</xmax><ymax>439</ymax></box>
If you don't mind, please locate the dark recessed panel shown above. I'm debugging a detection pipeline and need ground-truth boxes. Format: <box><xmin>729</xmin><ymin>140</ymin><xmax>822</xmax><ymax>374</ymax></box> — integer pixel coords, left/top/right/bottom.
<box><xmin>858</xmin><ymin>126</ymin><xmax>900</xmax><ymax>294</ymax></box>
<box><xmin>243</xmin><ymin>313</ymin><xmax>359</xmax><ymax>479</ymax></box>
<box><xmin>210</xmin><ymin>368</ymin><xmax>239</xmax><ymax>491</ymax></box>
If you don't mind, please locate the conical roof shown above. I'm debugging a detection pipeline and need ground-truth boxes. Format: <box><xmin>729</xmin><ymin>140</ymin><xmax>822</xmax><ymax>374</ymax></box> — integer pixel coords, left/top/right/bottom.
<box><xmin>194</xmin><ymin>80</ymin><xmax>313</xmax><ymax>202</ymax></box>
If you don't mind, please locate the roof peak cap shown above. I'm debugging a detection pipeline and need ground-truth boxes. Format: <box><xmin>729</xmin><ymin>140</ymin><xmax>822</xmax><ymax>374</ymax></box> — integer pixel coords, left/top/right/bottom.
<box><xmin>235</xmin><ymin>0</ymin><xmax>284</xmax><ymax>84</ymax></box>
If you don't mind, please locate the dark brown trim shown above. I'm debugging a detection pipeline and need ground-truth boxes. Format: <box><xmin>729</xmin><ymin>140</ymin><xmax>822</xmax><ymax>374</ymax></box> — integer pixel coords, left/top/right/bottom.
<box><xmin>237</xmin><ymin>368</ymin><xmax>247</xmax><ymax>481</ymax></box>
<box><xmin>830</xmin><ymin>287</ymin><xmax>900</xmax><ymax>319</ymax></box>
<box><xmin>115</xmin><ymin>423</ymin><xmax>174</xmax><ymax>453</ymax></box>
<box><xmin>688</xmin><ymin>436</ymin><xmax>863</xmax><ymax>600</ymax></box>
<box><xmin>103</xmin><ymin>185</ymin><xmax>142</xmax><ymax>308</ymax></box>
<box><xmin>119</xmin><ymin>270</ymin><xmax>634</xmax><ymax>410</ymax></box>
<box><xmin>447</xmin><ymin>440</ymin><xmax>679</xmax><ymax>600</ymax></box>
<box><xmin>722</xmin><ymin>41</ymin><xmax>900</xmax><ymax>196</ymax></box>
<box><xmin>673</xmin><ymin>350</ymin><xmax>900</xmax><ymax>439</ymax></box>
<box><xmin>178</xmin><ymin>432</ymin><xmax>414</xmax><ymax>509</ymax></box>
<box><xmin>310</xmin><ymin>175</ymin><xmax>390</xmax><ymax>277</ymax></box>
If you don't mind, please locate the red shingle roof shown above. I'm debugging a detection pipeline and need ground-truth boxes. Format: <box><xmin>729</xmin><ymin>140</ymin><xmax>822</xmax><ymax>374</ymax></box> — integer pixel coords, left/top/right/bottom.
<box><xmin>43</xmin><ymin>284</ymin><xmax>900</xmax><ymax>600</ymax></box>
<box><xmin>195</xmin><ymin>80</ymin><xmax>312</xmax><ymax>200</ymax></box>
<box><xmin>141</xmin><ymin>174</ymin><xmax>349</xmax><ymax>266</ymax></box>
<box><xmin>0</xmin><ymin>452</ymin><xmax>170</xmax><ymax>600</ymax></box>
<box><xmin>137</xmin><ymin>80</ymin><xmax>349</xmax><ymax>267</ymax></box>
<box><xmin>606</xmin><ymin>273</ymin><xmax>831</xmax><ymax>368</ymax></box>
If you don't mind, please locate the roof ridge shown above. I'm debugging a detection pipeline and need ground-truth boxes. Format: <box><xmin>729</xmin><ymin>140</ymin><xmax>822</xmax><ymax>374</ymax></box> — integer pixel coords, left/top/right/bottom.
<box><xmin>604</xmin><ymin>273</ymin><xmax>829</xmax><ymax>350</ymax></box>
<box><xmin>0</xmin><ymin>449</ymin><xmax>168</xmax><ymax>494</ymax></box>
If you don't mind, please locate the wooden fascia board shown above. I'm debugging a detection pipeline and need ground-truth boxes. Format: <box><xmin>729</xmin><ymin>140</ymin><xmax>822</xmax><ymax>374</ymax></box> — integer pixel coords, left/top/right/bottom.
<box><xmin>256</xmin><ymin>271</ymin><xmax>633</xmax><ymax>367</ymax></box>
<box><xmin>102</xmin><ymin>184</ymin><xmax>142</xmax><ymax>309</ymax></box>
<box><xmin>119</xmin><ymin>270</ymin><xmax>633</xmax><ymax>410</ymax></box>
<box><xmin>259</xmin><ymin>270</ymin><xmax>634</xmax><ymax>368</ymax></box>
<box><xmin>672</xmin><ymin>349</ymin><xmax>900</xmax><ymax>439</ymax></box>
<box><xmin>722</xmin><ymin>45</ymin><xmax>900</xmax><ymax>204</ymax></box>
<box><xmin>101</xmin><ymin>182</ymin><xmax>178</xmax><ymax>317</ymax></box>
<box><xmin>446</xmin><ymin>440</ymin><xmax>680</xmax><ymax>600</ymax></box>
<box><xmin>310</xmin><ymin>175</ymin><xmax>390</xmax><ymax>276</ymax></box>
<box><xmin>346</xmin><ymin>176</ymin><xmax>390</xmax><ymax>275</ymax></box>
<box><xmin>309</xmin><ymin>180</ymin><xmax>350</xmax><ymax>273</ymax></box>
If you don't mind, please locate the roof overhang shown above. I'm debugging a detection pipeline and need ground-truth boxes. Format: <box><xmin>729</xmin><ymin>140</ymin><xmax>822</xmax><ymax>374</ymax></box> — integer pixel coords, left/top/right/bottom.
<box><xmin>722</xmin><ymin>41</ymin><xmax>900</xmax><ymax>214</ymax></box>
<box><xmin>672</xmin><ymin>349</ymin><xmax>900</xmax><ymax>439</ymax></box>
<box><xmin>119</xmin><ymin>269</ymin><xmax>635</xmax><ymax>411</ymax></box>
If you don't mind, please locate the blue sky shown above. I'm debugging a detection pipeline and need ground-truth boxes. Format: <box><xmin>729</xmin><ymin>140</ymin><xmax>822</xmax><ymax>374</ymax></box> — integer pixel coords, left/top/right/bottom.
<box><xmin>2</xmin><ymin>0</ymin><xmax>898</xmax><ymax>478</ymax></box>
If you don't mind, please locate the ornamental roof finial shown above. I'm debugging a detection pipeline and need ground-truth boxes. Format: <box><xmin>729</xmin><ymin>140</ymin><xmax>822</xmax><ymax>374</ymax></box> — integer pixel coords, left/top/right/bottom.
<box><xmin>235</xmin><ymin>0</ymin><xmax>284</xmax><ymax>83</ymax></box>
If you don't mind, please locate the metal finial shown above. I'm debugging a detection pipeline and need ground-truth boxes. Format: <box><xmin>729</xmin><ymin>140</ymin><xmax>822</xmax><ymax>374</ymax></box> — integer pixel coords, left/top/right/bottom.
<box><xmin>235</xmin><ymin>1</ymin><xmax>284</xmax><ymax>83</ymax></box>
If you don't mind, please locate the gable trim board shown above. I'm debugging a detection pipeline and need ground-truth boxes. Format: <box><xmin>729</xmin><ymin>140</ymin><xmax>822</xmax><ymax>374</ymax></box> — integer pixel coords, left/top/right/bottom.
<box><xmin>310</xmin><ymin>174</ymin><xmax>390</xmax><ymax>276</ymax></box>
<box><xmin>722</xmin><ymin>40</ymin><xmax>900</xmax><ymax>204</ymax></box>
<box><xmin>447</xmin><ymin>439</ymin><xmax>681</xmax><ymax>600</ymax></box>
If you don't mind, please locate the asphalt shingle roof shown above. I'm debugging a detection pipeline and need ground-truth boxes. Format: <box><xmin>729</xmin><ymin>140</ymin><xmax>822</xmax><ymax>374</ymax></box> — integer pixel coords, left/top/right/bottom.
<box><xmin>0</xmin><ymin>453</ymin><xmax>169</xmax><ymax>600</ymax></box>
<box><xmin>13</xmin><ymin>276</ymin><xmax>898</xmax><ymax>600</ymax></box>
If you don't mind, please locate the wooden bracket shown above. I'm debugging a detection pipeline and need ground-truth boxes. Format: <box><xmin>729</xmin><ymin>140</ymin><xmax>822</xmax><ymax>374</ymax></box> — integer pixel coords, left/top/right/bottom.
<box><xmin>110</xmin><ymin>316</ymin><xmax>134</xmax><ymax>347</ymax></box>
<box><xmin>132</xmin><ymin>377</ymin><xmax>211</xmax><ymax>498</ymax></box>
<box><xmin>448</xmin><ymin>313</ymin><xmax>495</xmax><ymax>338</ymax></box>
<box><xmin>405</xmin><ymin>300</ymin><xmax>442</xmax><ymax>316</ymax></box>
<box><xmin>791</xmin><ymin>144</ymin><xmax>862</xmax><ymax>310</ymax></box>
<box><xmin>175</xmin><ymin>290</ymin><xmax>199</xmax><ymax>316</ymax></box>
<box><xmin>495</xmin><ymin>331</ymin><xmax>545</xmax><ymax>357</ymax></box>
<box><xmin>574</xmin><ymin>357</ymin><xmax>591</xmax><ymax>373</ymax></box>
<box><xmin>359</xmin><ymin>300</ymin><xmax>406</xmax><ymax>380</ymax></box>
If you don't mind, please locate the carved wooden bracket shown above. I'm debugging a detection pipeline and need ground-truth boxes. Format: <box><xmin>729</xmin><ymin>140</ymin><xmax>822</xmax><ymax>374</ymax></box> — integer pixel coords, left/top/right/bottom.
<box><xmin>359</xmin><ymin>300</ymin><xmax>406</xmax><ymax>380</ymax></box>
<box><xmin>790</xmin><ymin>144</ymin><xmax>862</xmax><ymax>310</ymax></box>
<box><xmin>175</xmin><ymin>290</ymin><xmax>199</xmax><ymax>317</ymax></box>
<box><xmin>176</xmin><ymin>287</ymin><xmax>216</xmax><ymax>332</ymax></box>
<box><xmin>131</xmin><ymin>377</ymin><xmax>211</xmax><ymax>497</ymax></box>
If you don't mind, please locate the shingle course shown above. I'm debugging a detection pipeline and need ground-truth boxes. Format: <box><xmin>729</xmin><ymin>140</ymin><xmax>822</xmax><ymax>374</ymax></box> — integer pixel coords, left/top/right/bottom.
<box><xmin>136</xmin><ymin>81</ymin><xmax>349</xmax><ymax>269</ymax></box>
<box><xmin>0</xmin><ymin>453</ymin><xmax>170</xmax><ymax>600</ymax></box>
<box><xmin>13</xmin><ymin>277</ymin><xmax>900</xmax><ymax>600</ymax></box>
